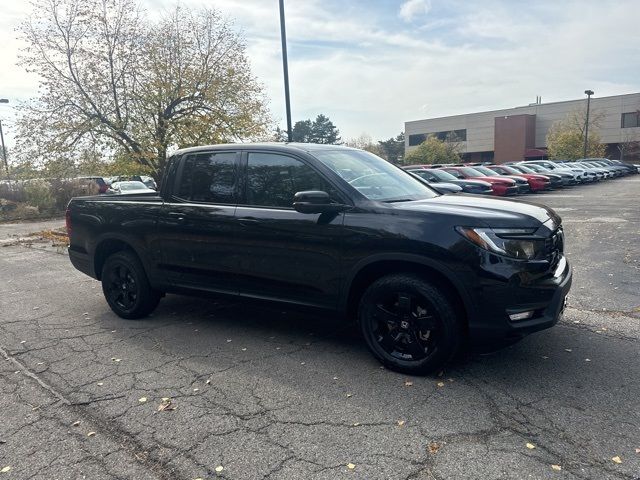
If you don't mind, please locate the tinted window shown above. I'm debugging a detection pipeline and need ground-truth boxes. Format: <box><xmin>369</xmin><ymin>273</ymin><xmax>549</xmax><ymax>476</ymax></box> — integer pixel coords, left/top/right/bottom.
<box><xmin>177</xmin><ymin>152</ymin><xmax>237</xmax><ymax>203</ymax></box>
<box><xmin>246</xmin><ymin>153</ymin><xmax>335</xmax><ymax>208</ymax></box>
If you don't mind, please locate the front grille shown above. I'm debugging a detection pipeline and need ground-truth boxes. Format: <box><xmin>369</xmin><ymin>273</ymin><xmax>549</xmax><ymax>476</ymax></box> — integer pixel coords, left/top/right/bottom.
<box><xmin>544</xmin><ymin>227</ymin><xmax>564</xmax><ymax>264</ymax></box>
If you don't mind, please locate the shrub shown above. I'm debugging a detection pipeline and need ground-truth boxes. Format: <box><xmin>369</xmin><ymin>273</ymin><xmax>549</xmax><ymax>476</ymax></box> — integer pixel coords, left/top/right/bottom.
<box><xmin>51</xmin><ymin>179</ymin><xmax>100</xmax><ymax>210</ymax></box>
<box><xmin>24</xmin><ymin>179</ymin><xmax>55</xmax><ymax>213</ymax></box>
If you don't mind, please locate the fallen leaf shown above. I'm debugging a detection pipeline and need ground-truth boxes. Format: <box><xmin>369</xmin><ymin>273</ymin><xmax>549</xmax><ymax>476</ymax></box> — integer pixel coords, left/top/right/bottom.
<box><xmin>333</xmin><ymin>377</ymin><xmax>339</xmax><ymax>380</ymax></box>
<box><xmin>241</xmin><ymin>348</ymin><xmax>247</xmax><ymax>351</ymax></box>
<box><xmin>542</xmin><ymin>356</ymin><xmax>549</xmax><ymax>359</ymax></box>
<box><xmin>551</xmin><ymin>464</ymin><xmax>562</xmax><ymax>471</ymax></box>
<box><xmin>193</xmin><ymin>388</ymin><xmax>199</xmax><ymax>392</ymax></box>
<box><xmin>226</xmin><ymin>339</ymin><xmax>232</xmax><ymax>343</ymax></box>
<box><xmin>157</xmin><ymin>399</ymin><xmax>176</xmax><ymax>412</ymax></box>
<box><xmin>347</xmin><ymin>463</ymin><xmax>356</xmax><ymax>470</ymax></box>
<box><xmin>72</xmin><ymin>420</ymin><xmax>81</xmax><ymax>427</ymax></box>
<box><xmin>20</xmin><ymin>340</ymin><xmax>26</xmax><ymax>344</ymax></box>
<box><xmin>206</xmin><ymin>380</ymin><xmax>211</xmax><ymax>385</ymax></box>
<box><xmin>635</xmin><ymin>448</ymin><xmax>640</xmax><ymax>454</ymax></box>
<box><xmin>612</xmin><ymin>456</ymin><xmax>622</xmax><ymax>464</ymax></box>
<box><xmin>564</xmin><ymin>349</ymin><xmax>572</xmax><ymax>353</ymax></box>
<box><xmin>97</xmin><ymin>382</ymin><xmax>104</xmax><ymax>386</ymax></box>
<box><xmin>161</xmin><ymin>397</ymin><xmax>170</xmax><ymax>402</ymax></box>
<box><xmin>352</xmin><ymin>422</ymin><xmax>361</xmax><ymax>427</ymax></box>
<box><xmin>526</xmin><ymin>443</ymin><xmax>536</xmax><ymax>449</ymax></box>
<box><xmin>300</xmin><ymin>362</ymin><xmax>305</xmax><ymax>365</ymax></box>
<box><xmin>138</xmin><ymin>397</ymin><xmax>147</xmax><ymax>403</ymax></box>
<box><xmin>585</xmin><ymin>359</ymin><xmax>591</xmax><ymax>362</ymax></box>
<box><xmin>215</xmin><ymin>465</ymin><xmax>224</xmax><ymax>472</ymax></box>
<box><xmin>428</xmin><ymin>442</ymin><xmax>440</xmax><ymax>454</ymax></box>
<box><xmin>346</xmin><ymin>393</ymin><xmax>353</xmax><ymax>398</ymax></box>
<box><xmin>87</xmin><ymin>431</ymin><xmax>96</xmax><ymax>437</ymax></box>
<box><xmin>1</xmin><ymin>466</ymin><xmax>11</xmax><ymax>473</ymax></box>
<box><xmin>397</xmin><ymin>420</ymin><xmax>406</xmax><ymax>426</ymax></box>
<box><xmin>436</xmin><ymin>382</ymin><xmax>445</xmax><ymax>388</ymax></box>
<box><xmin>404</xmin><ymin>380</ymin><xmax>413</xmax><ymax>387</ymax></box>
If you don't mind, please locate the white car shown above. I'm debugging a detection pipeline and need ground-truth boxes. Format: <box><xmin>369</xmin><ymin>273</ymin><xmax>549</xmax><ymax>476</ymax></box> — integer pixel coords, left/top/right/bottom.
<box><xmin>523</xmin><ymin>161</ymin><xmax>585</xmax><ymax>183</ymax></box>
<box><xmin>107</xmin><ymin>181</ymin><xmax>156</xmax><ymax>195</ymax></box>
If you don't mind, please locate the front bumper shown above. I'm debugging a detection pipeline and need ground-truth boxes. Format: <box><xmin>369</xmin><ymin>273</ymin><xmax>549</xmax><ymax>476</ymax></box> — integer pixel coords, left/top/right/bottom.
<box><xmin>466</xmin><ymin>255</ymin><xmax>572</xmax><ymax>348</ymax></box>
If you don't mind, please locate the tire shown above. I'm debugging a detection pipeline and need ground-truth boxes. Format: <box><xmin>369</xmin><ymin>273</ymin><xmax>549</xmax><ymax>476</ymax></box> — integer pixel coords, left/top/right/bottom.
<box><xmin>358</xmin><ymin>274</ymin><xmax>461</xmax><ymax>375</ymax></box>
<box><xmin>101</xmin><ymin>250</ymin><xmax>161</xmax><ymax>319</ymax></box>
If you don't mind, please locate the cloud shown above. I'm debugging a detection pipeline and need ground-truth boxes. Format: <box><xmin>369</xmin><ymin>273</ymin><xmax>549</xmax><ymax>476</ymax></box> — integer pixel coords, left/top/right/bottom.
<box><xmin>399</xmin><ymin>0</ymin><xmax>431</xmax><ymax>22</ymax></box>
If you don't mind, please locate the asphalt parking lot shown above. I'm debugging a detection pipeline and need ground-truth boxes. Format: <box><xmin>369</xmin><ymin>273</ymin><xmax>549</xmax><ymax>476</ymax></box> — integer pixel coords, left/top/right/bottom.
<box><xmin>1</xmin><ymin>177</ymin><xmax>638</xmax><ymax>480</ymax></box>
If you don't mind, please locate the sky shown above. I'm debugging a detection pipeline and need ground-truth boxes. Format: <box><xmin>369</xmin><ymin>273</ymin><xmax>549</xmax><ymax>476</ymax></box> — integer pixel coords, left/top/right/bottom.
<box><xmin>1</xmin><ymin>0</ymin><xmax>639</xmax><ymax>148</ymax></box>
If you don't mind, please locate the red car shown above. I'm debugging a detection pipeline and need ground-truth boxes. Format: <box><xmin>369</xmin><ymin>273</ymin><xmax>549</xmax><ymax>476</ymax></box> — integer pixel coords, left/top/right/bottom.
<box><xmin>439</xmin><ymin>166</ymin><xmax>518</xmax><ymax>196</ymax></box>
<box><xmin>484</xmin><ymin>165</ymin><xmax>552</xmax><ymax>192</ymax></box>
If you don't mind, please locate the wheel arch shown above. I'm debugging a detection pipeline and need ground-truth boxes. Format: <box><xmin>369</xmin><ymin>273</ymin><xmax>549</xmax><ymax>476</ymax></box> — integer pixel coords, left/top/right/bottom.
<box><xmin>342</xmin><ymin>254</ymin><xmax>473</xmax><ymax>329</ymax></box>
<box><xmin>93</xmin><ymin>235</ymin><xmax>146</xmax><ymax>280</ymax></box>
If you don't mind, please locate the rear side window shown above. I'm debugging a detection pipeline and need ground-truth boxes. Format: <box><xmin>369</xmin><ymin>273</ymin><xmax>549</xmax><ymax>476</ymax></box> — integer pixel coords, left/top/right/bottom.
<box><xmin>176</xmin><ymin>152</ymin><xmax>238</xmax><ymax>203</ymax></box>
<box><xmin>245</xmin><ymin>153</ymin><xmax>335</xmax><ymax>208</ymax></box>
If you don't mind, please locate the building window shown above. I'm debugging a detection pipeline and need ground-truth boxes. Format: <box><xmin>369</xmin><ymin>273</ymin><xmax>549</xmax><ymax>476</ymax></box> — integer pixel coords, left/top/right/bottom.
<box><xmin>409</xmin><ymin>129</ymin><xmax>466</xmax><ymax>146</ymax></box>
<box><xmin>408</xmin><ymin>134</ymin><xmax>426</xmax><ymax>146</ymax></box>
<box><xmin>621</xmin><ymin>112</ymin><xmax>640</xmax><ymax>128</ymax></box>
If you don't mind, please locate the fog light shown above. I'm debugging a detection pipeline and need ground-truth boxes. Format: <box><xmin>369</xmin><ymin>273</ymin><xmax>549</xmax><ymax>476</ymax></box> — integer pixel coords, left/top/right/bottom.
<box><xmin>509</xmin><ymin>311</ymin><xmax>534</xmax><ymax>321</ymax></box>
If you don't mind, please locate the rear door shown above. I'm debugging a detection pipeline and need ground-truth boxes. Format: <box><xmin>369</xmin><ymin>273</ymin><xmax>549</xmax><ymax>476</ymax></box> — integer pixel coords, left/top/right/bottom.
<box><xmin>233</xmin><ymin>151</ymin><xmax>346</xmax><ymax>309</ymax></box>
<box><xmin>156</xmin><ymin>150</ymin><xmax>241</xmax><ymax>294</ymax></box>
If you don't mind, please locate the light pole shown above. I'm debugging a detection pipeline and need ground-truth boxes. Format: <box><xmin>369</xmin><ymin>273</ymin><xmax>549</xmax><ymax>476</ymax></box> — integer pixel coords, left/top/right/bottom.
<box><xmin>0</xmin><ymin>98</ymin><xmax>9</xmax><ymax>176</ymax></box>
<box><xmin>583</xmin><ymin>90</ymin><xmax>594</xmax><ymax>158</ymax></box>
<box><xmin>278</xmin><ymin>0</ymin><xmax>293</xmax><ymax>142</ymax></box>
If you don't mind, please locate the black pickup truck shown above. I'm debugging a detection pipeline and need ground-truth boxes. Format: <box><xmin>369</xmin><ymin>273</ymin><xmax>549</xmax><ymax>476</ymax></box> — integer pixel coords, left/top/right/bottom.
<box><xmin>67</xmin><ymin>143</ymin><xmax>572</xmax><ymax>374</ymax></box>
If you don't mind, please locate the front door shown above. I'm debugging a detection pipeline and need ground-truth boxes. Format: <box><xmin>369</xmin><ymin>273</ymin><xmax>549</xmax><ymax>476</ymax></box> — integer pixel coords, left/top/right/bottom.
<box><xmin>156</xmin><ymin>150</ymin><xmax>241</xmax><ymax>294</ymax></box>
<box><xmin>234</xmin><ymin>151</ymin><xmax>346</xmax><ymax>309</ymax></box>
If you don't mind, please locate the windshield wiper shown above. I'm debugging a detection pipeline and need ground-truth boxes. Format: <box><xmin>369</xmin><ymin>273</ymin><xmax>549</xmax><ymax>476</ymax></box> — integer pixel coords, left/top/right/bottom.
<box><xmin>384</xmin><ymin>198</ymin><xmax>414</xmax><ymax>203</ymax></box>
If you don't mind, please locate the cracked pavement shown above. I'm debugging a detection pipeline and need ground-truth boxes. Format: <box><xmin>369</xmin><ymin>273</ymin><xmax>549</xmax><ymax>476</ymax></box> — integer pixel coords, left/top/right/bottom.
<box><xmin>1</xmin><ymin>177</ymin><xmax>639</xmax><ymax>479</ymax></box>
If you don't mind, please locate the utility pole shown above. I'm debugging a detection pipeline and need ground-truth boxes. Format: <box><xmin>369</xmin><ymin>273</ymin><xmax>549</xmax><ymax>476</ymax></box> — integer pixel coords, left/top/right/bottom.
<box><xmin>0</xmin><ymin>99</ymin><xmax>9</xmax><ymax>176</ymax></box>
<box><xmin>583</xmin><ymin>90</ymin><xmax>594</xmax><ymax>158</ymax></box>
<box><xmin>279</xmin><ymin>0</ymin><xmax>293</xmax><ymax>142</ymax></box>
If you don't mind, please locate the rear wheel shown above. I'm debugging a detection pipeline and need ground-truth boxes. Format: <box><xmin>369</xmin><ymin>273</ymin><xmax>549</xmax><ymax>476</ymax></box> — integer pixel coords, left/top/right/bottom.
<box><xmin>358</xmin><ymin>274</ymin><xmax>461</xmax><ymax>375</ymax></box>
<box><xmin>101</xmin><ymin>251</ymin><xmax>160</xmax><ymax>319</ymax></box>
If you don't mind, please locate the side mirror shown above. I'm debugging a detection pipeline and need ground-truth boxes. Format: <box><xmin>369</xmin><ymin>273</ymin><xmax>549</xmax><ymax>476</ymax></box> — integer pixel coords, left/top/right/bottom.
<box><xmin>293</xmin><ymin>190</ymin><xmax>344</xmax><ymax>214</ymax></box>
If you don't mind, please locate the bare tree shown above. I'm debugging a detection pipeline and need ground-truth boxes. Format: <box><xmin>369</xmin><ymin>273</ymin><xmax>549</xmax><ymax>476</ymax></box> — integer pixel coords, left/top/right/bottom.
<box><xmin>15</xmin><ymin>0</ymin><xmax>271</xmax><ymax>178</ymax></box>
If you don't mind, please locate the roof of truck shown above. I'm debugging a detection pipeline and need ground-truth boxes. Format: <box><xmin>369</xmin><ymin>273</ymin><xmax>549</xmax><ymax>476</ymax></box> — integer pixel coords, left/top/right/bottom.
<box><xmin>172</xmin><ymin>142</ymin><xmax>358</xmax><ymax>156</ymax></box>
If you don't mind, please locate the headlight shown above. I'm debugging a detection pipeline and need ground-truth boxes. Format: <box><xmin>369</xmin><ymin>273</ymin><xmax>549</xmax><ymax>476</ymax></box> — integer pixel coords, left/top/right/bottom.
<box><xmin>456</xmin><ymin>227</ymin><xmax>546</xmax><ymax>260</ymax></box>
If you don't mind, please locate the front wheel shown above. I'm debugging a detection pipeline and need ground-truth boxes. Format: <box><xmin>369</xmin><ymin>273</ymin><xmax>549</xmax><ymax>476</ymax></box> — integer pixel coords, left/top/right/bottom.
<box><xmin>101</xmin><ymin>251</ymin><xmax>161</xmax><ymax>319</ymax></box>
<box><xmin>358</xmin><ymin>274</ymin><xmax>461</xmax><ymax>375</ymax></box>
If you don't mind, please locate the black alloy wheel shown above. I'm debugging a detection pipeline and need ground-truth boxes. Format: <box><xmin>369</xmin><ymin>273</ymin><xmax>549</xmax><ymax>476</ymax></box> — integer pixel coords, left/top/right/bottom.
<box><xmin>101</xmin><ymin>251</ymin><xmax>161</xmax><ymax>319</ymax></box>
<box><xmin>359</xmin><ymin>274</ymin><xmax>461</xmax><ymax>375</ymax></box>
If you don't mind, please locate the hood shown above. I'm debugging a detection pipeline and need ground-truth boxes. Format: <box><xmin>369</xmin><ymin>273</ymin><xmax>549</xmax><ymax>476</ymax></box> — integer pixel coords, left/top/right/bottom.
<box><xmin>451</xmin><ymin>179</ymin><xmax>492</xmax><ymax>187</ymax></box>
<box><xmin>394</xmin><ymin>194</ymin><xmax>561</xmax><ymax>229</ymax></box>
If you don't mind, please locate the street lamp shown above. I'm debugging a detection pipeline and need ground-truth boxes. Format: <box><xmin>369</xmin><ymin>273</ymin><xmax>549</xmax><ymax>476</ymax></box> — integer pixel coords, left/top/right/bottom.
<box><xmin>0</xmin><ymin>98</ymin><xmax>9</xmax><ymax>175</ymax></box>
<box><xmin>583</xmin><ymin>89</ymin><xmax>594</xmax><ymax>158</ymax></box>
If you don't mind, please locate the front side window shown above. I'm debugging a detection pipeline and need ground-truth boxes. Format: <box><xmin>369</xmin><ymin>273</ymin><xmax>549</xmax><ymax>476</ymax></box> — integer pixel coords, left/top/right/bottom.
<box><xmin>176</xmin><ymin>152</ymin><xmax>238</xmax><ymax>203</ymax></box>
<box><xmin>245</xmin><ymin>153</ymin><xmax>336</xmax><ymax>208</ymax></box>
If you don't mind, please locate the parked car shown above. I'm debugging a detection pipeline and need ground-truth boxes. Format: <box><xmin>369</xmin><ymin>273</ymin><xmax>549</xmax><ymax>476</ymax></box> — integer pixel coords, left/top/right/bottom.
<box><xmin>521</xmin><ymin>161</ymin><xmax>583</xmax><ymax>184</ymax></box>
<box><xmin>107</xmin><ymin>181</ymin><xmax>156</xmax><ymax>195</ymax></box>
<box><xmin>484</xmin><ymin>165</ymin><xmax>552</xmax><ymax>192</ymax></box>
<box><xmin>409</xmin><ymin>173</ymin><xmax>463</xmax><ymax>194</ymax></box>
<box><xmin>467</xmin><ymin>165</ymin><xmax>531</xmax><ymax>193</ymax></box>
<box><xmin>516</xmin><ymin>163</ymin><xmax>575</xmax><ymax>186</ymax></box>
<box><xmin>438</xmin><ymin>166</ymin><xmax>519</xmax><ymax>196</ymax></box>
<box><xmin>507</xmin><ymin>164</ymin><xmax>564</xmax><ymax>189</ymax></box>
<box><xmin>404</xmin><ymin>166</ymin><xmax>493</xmax><ymax>194</ymax></box>
<box><xmin>67</xmin><ymin>143</ymin><xmax>571</xmax><ymax>375</ymax></box>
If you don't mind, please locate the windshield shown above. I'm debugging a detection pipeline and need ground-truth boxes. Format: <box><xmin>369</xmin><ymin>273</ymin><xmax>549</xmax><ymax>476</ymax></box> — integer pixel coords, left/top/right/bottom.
<box><xmin>473</xmin><ymin>166</ymin><xmax>498</xmax><ymax>176</ymax></box>
<box><xmin>514</xmin><ymin>165</ymin><xmax>536</xmax><ymax>174</ymax></box>
<box><xmin>459</xmin><ymin>167</ymin><xmax>485</xmax><ymax>177</ymax></box>
<box><xmin>313</xmin><ymin>149</ymin><xmax>437</xmax><ymax>201</ymax></box>
<box><xmin>525</xmin><ymin>164</ymin><xmax>547</xmax><ymax>173</ymax></box>
<box><xmin>119</xmin><ymin>181</ymin><xmax>147</xmax><ymax>191</ymax></box>
<box><xmin>428</xmin><ymin>169</ymin><xmax>458</xmax><ymax>181</ymax></box>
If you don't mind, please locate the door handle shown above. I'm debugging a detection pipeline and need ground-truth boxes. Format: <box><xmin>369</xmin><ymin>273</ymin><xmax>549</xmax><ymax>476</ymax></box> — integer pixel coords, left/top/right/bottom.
<box><xmin>238</xmin><ymin>217</ymin><xmax>259</xmax><ymax>225</ymax></box>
